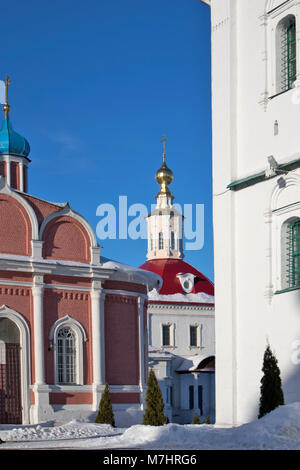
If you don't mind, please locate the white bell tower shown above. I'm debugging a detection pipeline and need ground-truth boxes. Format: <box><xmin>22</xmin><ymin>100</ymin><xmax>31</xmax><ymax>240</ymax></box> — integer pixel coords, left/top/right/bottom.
<box><xmin>146</xmin><ymin>136</ymin><xmax>183</xmax><ymax>260</ymax></box>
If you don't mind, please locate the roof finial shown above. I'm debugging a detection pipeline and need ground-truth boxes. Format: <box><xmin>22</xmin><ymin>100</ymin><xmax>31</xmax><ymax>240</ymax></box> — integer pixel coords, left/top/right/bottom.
<box><xmin>3</xmin><ymin>75</ymin><xmax>10</xmax><ymax>118</ymax></box>
<box><xmin>161</xmin><ymin>134</ymin><xmax>166</xmax><ymax>163</ymax></box>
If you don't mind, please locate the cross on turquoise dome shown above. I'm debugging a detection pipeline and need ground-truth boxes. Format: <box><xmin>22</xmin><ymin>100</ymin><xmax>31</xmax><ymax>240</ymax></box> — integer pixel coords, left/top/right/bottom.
<box><xmin>0</xmin><ymin>116</ymin><xmax>30</xmax><ymax>158</ymax></box>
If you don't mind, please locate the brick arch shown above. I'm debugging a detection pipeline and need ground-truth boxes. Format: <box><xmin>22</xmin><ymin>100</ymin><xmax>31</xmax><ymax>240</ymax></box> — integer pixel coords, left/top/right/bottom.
<box><xmin>42</xmin><ymin>216</ymin><xmax>91</xmax><ymax>263</ymax></box>
<box><xmin>0</xmin><ymin>194</ymin><xmax>32</xmax><ymax>256</ymax></box>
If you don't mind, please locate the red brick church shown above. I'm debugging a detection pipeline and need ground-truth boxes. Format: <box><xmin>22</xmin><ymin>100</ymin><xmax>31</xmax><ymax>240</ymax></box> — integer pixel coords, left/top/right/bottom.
<box><xmin>0</xmin><ymin>77</ymin><xmax>159</xmax><ymax>426</ymax></box>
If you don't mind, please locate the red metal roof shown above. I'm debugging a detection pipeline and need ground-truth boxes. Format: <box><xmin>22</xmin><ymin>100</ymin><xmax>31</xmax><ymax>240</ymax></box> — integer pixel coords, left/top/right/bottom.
<box><xmin>139</xmin><ymin>258</ymin><xmax>214</xmax><ymax>296</ymax></box>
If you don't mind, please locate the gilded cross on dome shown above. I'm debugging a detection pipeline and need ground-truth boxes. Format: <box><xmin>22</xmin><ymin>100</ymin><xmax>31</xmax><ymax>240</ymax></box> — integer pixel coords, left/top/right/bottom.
<box><xmin>3</xmin><ymin>75</ymin><xmax>11</xmax><ymax>118</ymax></box>
<box><xmin>161</xmin><ymin>134</ymin><xmax>166</xmax><ymax>162</ymax></box>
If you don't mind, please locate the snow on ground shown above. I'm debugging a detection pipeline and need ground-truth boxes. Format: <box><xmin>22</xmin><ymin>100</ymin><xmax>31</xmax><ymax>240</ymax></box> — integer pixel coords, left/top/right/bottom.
<box><xmin>1</xmin><ymin>403</ymin><xmax>300</xmax><ymax>450</ymax></box>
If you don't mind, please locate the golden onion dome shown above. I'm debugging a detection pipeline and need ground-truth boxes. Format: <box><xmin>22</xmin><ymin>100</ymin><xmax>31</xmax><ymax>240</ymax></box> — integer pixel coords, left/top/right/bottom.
<box><xmin>155</xmin><ymin>158</ymin><xmax>174</xmax><ymax>186</ymax></box>
<box><xmin>155</xmin><ymin>137</ymin><xmax>174</xmax><ymax>199</ymax></box>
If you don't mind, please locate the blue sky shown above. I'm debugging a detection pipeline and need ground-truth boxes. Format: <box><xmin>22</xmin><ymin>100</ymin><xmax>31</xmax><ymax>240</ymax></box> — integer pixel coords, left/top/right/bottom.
<box><xmin>1</xmin><ymin>0</ymin><xmax>213</xmax><ymax>281</ymax></box>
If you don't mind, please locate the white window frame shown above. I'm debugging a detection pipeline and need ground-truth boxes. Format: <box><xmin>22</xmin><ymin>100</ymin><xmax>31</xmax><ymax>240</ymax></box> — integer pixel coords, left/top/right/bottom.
<box><xmin>189</xmin><ymin>324</ymin><xmax>201</xmax><ymax>349</ymax></box>
<box><xmin>161</xmin><ymin>322</ymin><xmax>175</xmax><ymax>348</ymax></box>
<box><xmin>49</xmin><ymin>315</ymin><xmax>87</xmax><ymax>386</ymax></box>
<box><xmin>266</xmin><ymin>0</ymin><xmax>299</xmax><ymax>97</ymax></box>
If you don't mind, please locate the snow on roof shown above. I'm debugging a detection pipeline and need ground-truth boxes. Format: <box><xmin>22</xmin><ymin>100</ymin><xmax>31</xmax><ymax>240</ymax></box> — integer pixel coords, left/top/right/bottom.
<box><xmin>148</xmin><ymin>345</ymin><xmax>174</xmax><ymax>359</ymax></box>
<box><xmin>148</xmin><ymin>288</ymin><xmax>214</xmax><ymax>304</ymax></box>
<box><xmin>101</xmin><ymin>257</ymin><xmax>162</xmax><ymax>290</ymax></box>
<box><xmin>176</xmin><ymin>355</ymin><xmax>215</xmax><ymax>373</ymax></box>
<box><xmin>176</xmin><ymin>354</ymin><xmax>209</xmax><ymax>372</ymax></box>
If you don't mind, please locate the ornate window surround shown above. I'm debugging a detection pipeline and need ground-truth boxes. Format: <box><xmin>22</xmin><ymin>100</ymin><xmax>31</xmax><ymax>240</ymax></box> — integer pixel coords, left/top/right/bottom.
<box><xmin>49</xmin><ymin>315</ymin><xmax>87</xmax><ymax>386</ymax></box>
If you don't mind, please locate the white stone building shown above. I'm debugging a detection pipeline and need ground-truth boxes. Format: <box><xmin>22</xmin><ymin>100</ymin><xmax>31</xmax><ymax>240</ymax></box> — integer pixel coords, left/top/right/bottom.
<box><xmin>140</xmin><ymin>144</ymin><xmax>215</xmax><ymax>424</ymax></box>
<box><xmin>201</xmin><ymin>0</ymin><xmax>300</xmax><ymax>426</ymax></box>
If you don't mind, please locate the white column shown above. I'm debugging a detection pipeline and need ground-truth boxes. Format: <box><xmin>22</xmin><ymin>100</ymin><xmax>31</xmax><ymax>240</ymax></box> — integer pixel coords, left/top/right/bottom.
<box><xmin>5</xmin><ymin>156</ymin><xmax>10</xmax><ymax>186</ymax></box>
<box><xmin>32</xmin><ymin>275</ymin><xmax>45</xmax><ymax>385</ymax></box>
<box><xmin>19</xmin><ymin>161</ymin><xmax>24</xmax><ymax>192</ymax></box>
<box><xmin>91</xmin><ymin>281</ymin><xmax>106</xmax><ymax>410</ymax></box>
<box><xmin>138</xmin><ymin>295</ymin><xmax>147</xmax><ymax>408</ymax></box>
<box><xmin>31</xmin><ymin>275</ymin><xmax>52</xmax><ymax>424</ymax></box>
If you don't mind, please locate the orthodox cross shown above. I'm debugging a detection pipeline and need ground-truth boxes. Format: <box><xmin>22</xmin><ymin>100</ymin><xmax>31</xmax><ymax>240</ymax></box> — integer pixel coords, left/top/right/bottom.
<box><xmin>161</xmin><ymin>134</ymin><xmax>167</xmax><ymax>162</ymax></box>
<box><xmin>4</xmin><ymin>75</ymin><xmax>10</xmax><ymax>118</ymax></box>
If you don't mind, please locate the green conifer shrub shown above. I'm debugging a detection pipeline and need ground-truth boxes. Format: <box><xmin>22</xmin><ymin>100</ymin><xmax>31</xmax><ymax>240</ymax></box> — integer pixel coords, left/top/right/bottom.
<box><xmin>95</xmin><ymin>383</ymin><xmax>115</xmax><ymax>427</ymax></box>
<box><xmin>258</xmin><ymin>344</ymin><xmax>284</xmax><ymax>419</ymax></box>
<box><xmin>142</xmin><ymin>369</ymin><xmax>168</xmax><ymax>426</ymax></box>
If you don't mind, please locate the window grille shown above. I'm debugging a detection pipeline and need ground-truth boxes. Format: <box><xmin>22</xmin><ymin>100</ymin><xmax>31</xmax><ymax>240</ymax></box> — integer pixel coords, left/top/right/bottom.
<box><xmin>286</xmin><ymin>220</ymin><xmax>300</xmax><ymax>288</ymax></box>
<box><xmin>280</xmin><ymin>16</ymin><xmax>296</xmax><ymax>92</ymax></box>
<box><xmin>57</xmin><ymin>327</ymin><xmax>76</xmax><ymax>384</ymax></box>
<box><xmin>159</xmin><ymin>232</ymin><xmax>164</xmax><ymax>250</ymax></box>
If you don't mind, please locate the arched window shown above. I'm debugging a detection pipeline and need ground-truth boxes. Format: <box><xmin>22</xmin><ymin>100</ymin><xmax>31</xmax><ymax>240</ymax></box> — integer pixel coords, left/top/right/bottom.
<box><xmin>276</xmin><ymin>15</ymin><xmax>297</xmax><ymax>93</ymax></box>
<box><xmin>150</xmin><ymin>234</ymin><xmax>153</xmax><ymax>251</ymax></box>
<box><xmin>286</xmin><ymin>219</ymin><xmax>300</xmax><ymax>288</ymax></box>
<box><xmin>170</xmin><ymin>231</ymin><xmax>175</xmax><ymax>250</ymax></box>
<box><xmin>57</xmin><ymin>326</ymin><xmax>76</xmax><ymax>384</ymax></box>
<box><xmin>159</xmin><ymin>232</ymin><xmax>164</xmax><ymax>250</ymax></box>
<box><xmin>50</xmin><ymin>315</ymin><xmax>87</xmax><ymax>386</ymax></box>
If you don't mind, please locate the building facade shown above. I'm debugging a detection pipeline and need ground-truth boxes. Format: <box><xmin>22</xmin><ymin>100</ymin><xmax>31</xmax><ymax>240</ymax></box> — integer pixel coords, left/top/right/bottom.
<box><xmin>203</xmin><ymin>0</ymin><xmax>300</xmax><ymax>426</ymax></box>
<box><xmin>0</xmin><ymin>80</ymin><xmax>159</xmax><ymax>426</ymax></box>
<box><xmin>140</xmin><ymin>145</ymin><xmax>215</xmax><ymax>423</ymax></box>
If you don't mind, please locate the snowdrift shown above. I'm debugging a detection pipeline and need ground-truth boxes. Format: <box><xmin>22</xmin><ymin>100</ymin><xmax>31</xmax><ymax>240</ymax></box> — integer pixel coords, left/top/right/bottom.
<box><xmin>1</xmin><ymin>403</ymin><xmax>300</xmax><ymax>449</ymax></box>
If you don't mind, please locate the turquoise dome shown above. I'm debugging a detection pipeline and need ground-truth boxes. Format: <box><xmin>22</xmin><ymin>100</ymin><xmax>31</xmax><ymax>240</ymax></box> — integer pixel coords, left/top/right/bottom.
<box><xmin>0</xmin><ymin>116</ymin><xmax>30</xmax><ymax>158</ymax></box>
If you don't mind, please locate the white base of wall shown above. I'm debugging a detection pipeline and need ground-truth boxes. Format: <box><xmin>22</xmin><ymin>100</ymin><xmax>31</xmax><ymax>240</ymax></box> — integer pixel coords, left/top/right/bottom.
<box><xmin>29</xmin><ymin>404</ymin><xmax>144</xmax><ymax>428</ymax></box>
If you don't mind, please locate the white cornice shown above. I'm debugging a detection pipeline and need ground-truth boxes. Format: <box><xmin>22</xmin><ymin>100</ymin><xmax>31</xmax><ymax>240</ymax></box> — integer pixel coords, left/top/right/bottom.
<box><xmin>199</xmin><ymin>0</ymin><xmax>211</xmax><ymax>6</ymax></box>
<box><xmin>0</xmin><ymin>255</ymin><xmax>114</xmax><ymax>279</ymax></box>
<box><xmin>147</xmin><ymin>302</ymin><xmax>215</xmax><ymax>314</ymax></box>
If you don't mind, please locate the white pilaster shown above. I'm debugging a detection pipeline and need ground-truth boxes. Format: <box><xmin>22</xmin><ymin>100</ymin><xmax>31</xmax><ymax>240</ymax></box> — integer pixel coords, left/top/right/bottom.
<box><xmin>138</xmin><ymin>295</ymin><xmax>147</xmax><ymax>409</ymax></box>
<box><xmin>32</xmin><ymin>275</ymin><xmax>45</xmax><ymax>385</ymax></box>
<box><xmin>91</xmin><ymin>281</ymin><xmax>106</xmax><ymax>410</ymax></box>
<box><xmin>31</xmin><ymin>274</ymin><xmax>52</xmax><ymax>423</ymax></box>
<box><xmin>19</xmin><ymin>161</ymin><xmax>24</xmax><ymax>192</ymax></box>
<box><xmin>5</xmin><ymin>156</ymin><xmax>10</xmax><ymax>186</ymax></box>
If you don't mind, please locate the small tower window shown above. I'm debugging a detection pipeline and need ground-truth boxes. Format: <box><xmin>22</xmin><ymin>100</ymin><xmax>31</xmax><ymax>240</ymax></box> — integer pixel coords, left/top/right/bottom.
<box><xmin>159</xmin><ymin>232</ymin><xmax>164</xmax><ymax>250</ymax></box>
<box><xmin>170</xmin><ymin>231</ymin><xmax>175</xmax><ymax>250</ymax></box>
<box><xmin>286</xmin><ymin>220</ymin><xmax>300</xmax><ymax>288</ymax></box>
<box><xmin>277</xmin><ymin>15</ymin><xmax>297</xmax><ymax>93</ymax></box>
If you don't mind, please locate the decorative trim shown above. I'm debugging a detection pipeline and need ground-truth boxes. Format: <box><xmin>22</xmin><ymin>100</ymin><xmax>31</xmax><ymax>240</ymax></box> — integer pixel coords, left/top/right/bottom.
<box><xmin>274</xmin><ymin>285</ymin><xmax>300</xmax><ymax>294</ymax></box>
<box><xmin>227</xmin><ymin>158</ymin><xmax>300</xmax><ymax>191</ymax></box>
<box><xmin>39</xmin><ymin>203</ymin><xmax>99</xmax><ymax>260</ymax></box>
<box><xmin>148</xmin><ymin>302</ymin><xmax>214</xmax><ymax>313</ymax></box>
<box><xmin>105</xmin><ymin>294</ymin><xmax>137</xmax><ymax>305</ymax></box>
<box><xmin>49</xmin><ymin>315</ymin><xmax>87</xmax><ymax>386</ymax></box>
<box><xmin>49</xmin><ymin>315</ymin><xmax>87</xmax><ymax>342</ymax></box>
<box><xmin>0</xmin><ymin>285</ymin><xmax>30</xmax><ymax>296</ymax></box>
<box><xmin>0</xmin><ymin>177</ymin><xmax>39</xmax><ymax>239</ymax></box>
<box><xmin>45</xmin><ymin>289</ymin><xmax>89</xmax><ymax>301</ymax></box>
<box><xmin>267</xmin><ymin>0</ymin><xmax>292</xmax><ymax>15</ymax></box>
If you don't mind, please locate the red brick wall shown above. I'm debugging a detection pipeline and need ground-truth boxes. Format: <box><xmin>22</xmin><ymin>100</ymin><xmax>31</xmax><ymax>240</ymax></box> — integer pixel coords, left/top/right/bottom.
<box><xmin>42</xmin><ymin>216</ymin><xmax>91</xmax><ymax>263</ymax></box>
<box><xmin>44</xmin><ymin>288</ymin><xmax>92</xmax><ymax>384</ymax></box>
<box><xmin>105</xmin><ymin>295</ymin><xmax>139</xmax><ymax>385</ymax></box>
<box><xmin>0</xmin><ymin>194</ymin><xmax>32</xmax><ymax>256</ymax></box>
